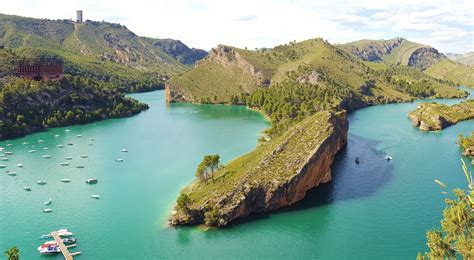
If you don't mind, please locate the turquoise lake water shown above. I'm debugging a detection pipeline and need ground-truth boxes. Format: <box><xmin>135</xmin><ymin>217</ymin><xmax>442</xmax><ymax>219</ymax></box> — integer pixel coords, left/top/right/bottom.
<box><xmin>0</xmin><ymin>89</ymin><xmax>472</xmax><ymax>259</ymax></box>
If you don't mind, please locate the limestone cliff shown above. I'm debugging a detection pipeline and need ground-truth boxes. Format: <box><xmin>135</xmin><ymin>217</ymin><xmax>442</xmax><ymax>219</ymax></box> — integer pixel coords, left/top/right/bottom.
<box><xmin>170</xmin><ymin>111</ymin><xmax>348</xmax><ymax>227</ymax></box>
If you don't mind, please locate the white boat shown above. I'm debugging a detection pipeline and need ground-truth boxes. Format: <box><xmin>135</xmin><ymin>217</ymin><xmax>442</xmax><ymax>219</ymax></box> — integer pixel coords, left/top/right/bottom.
<box><xmin>0</xmin><ymin>157</ymin><xmax>8</xmax><ymax>161</ymax></box>
<box><xmin>58</xmin><ymin>231</ymin><xmax>73</xmax><ymax>237</ymax></box>
<box><xmin>6</xmin><ymin>143</ymin><xmax>13</xmax><ymax>147</ymax></box>
<box><xmin>76</xmin><ymin>134</ymin><xmax>82</xmax><ymax>137</ymax></box>
<box><xmin>43</xmin><ymin>147</ymin><xmax>49</xmax><ymax>150</ymax></box>
<box><xmin>38</xmin><ymin>245</ymin><xmax>60</xmax><ymax>254</ymax></box>
<box><xmin>60</xmin><ymin>162</ymin><xmax>69</xmax><ymax>166</ymax></box>
<box><xmin>44</xmin><ymin>199</ymin><xmax>52</xmax><ymax>205</ymax></box>
<box><xmin>23</xmin><ymin>141</ymin><xmax>29</xmax><ymax>145</ymax></box>
<box><xmin>7</xmin><ymin>171</ymin><xmax>17</xmax><ymax>176</ymax></box>
<box><xmin>121</xmin><ymin>149</ymin><xmax>128</xmax><ymax>152</ymax></box>
<box><xmin>65</xmin><ymin>129</ymin><xmax>71</xmax><ymax>132</ymax></box>
<box><xmin>67</xmin><ymin>142</ymin><xmax>73</xmax><ymax>146</ymax></box>
<box><xmin>16</xmin><ymin>163</ymin><xmax>23</xmax><ymax>168</ymax></box>
<box><xmin>24</xmin><ymin>186</ymin><xmax>32</xmax><ymax>191</ymax></box>
<box><xmin>0</xmin><ymin>164</ymin><xmax>6</xmax><ymax>168</ymax></box>
<box><xmin>57</xmin><ymin>144</ymin><xmax>64</xmax><ymax>148</ymax></box>
<box><xmin>116</xmin><ymin>158</ymin><xmax>124</xmax><ymax>162</ymax></box>
<box><xmin>75</xmin><ymin>165</ymin><xmax>85</xmax><ymax>169</ymax></box>
<box><xmin>43</xmin><ymin>208</ymin><xmax>53</xmax><ymax>213</ymax></box>
<box><xmin>38</xmin><ymin>140</ymin><xmax>44</xmax><ymax>143</ymax></box>
<box><xmin>28</xmin><ymin>149</ymin><xmax>37</xmax><ymax>153</ymax></box>
<box><xmin>42</xmin><ymin>155</ymin><xmax>51</xmax><ymax>159</ymax></box>
<box><xmin>54</xmin><ymin>134</ymin><xmax>60</xmax><ymax>137</ymax></box>
<box><xmin>91</xmin><ymin>195</ymin><xmax>100</xmax><ymax>199</ymax></box>
<box><xmin>61</xmin><ymin>179</ymin><xmax>71</xmax><ymax>183</ymax></box>
<box><xmin>4</xmin><ymin>151</ymin><xmax>12</xmax><ymax>155</ymax></box>
<box><xmin>384</xmin><ymin>155</ymin><xmax>393</xmax><ymax>161</ymax></box>
<box><xmin>86</xmin><ymin>178</ymin><xmax>98</xmax><ymax>184</ymax></box>
<box><xmin>65</xmin><ymin>156</ymin><xmax>73</xmax><ymax>160</ymax></box>
<box><xmin>37</xmin><ymin>180</ymin><xmax>47</xmax><ymax>185</ymax></box>
<box><xmin>80</xmin><ymin>155</ymin><xmax>88</xmax><ymax>158</ymax></box>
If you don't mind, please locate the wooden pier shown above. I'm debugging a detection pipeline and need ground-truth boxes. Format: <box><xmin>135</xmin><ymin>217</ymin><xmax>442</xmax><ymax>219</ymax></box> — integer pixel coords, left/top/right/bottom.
<box><xmin>50</xmin><ymin>232</ymin><xmax>81</xmax><ymax>259</ymax></box>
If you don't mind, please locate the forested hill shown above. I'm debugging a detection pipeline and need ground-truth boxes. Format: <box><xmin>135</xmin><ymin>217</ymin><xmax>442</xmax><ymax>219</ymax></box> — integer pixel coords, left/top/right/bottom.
<box><xmin>0</xmin><ymin>13</ymin><xmax>208</xmax><ymax>92</ymax></box>
<box><xmin>338</xmin><ymin>38</ymin><xmax>474</xmax><ymax>87</ymax></box>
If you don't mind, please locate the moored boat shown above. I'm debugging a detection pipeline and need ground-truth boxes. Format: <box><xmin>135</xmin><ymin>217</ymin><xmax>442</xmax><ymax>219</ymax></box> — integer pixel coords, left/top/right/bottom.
<box><xmin>116</xmin><ymin>158</ymin><xmax>124</xmax><ymax>162</ymax></box>
<box><xmin>121</xmin><ymin>148</ymin><xmax>128</xmax><ymax>152</ymax></box>
<box><xmin>60</xmin><ymin>162</ymin><xmax>69</xmax><ymax>166</ymax></box>
<box><xmin>91</xmin><ymin>194</ymin><xmax>100</xmax><ymax>199</ymax></box>
<box><xmin>38</xmin><ymin>245</ymin><xmax>60</xmax><ymax>254</ymax></box>
<box><xmin>37</xmin><ymin>180</ymin><xmax>47</xmax><ymax>185</ymax></box>
<box><xmin>57</xmin><ymin>144</ymin><xmax>65</xmax><ymax>148</ymax></box>
<box><xmin>24</xmin><ymin>186</ymin><xmax>32</xmax><ymax>191</ymax></box>
<box><xmin>44</xmin><ymin>199</ymin><xmax>52</xmax><ymax>205</ymax></box>
<box><xmin>61</xmin><ymin>179</ymin><xmax>71</xmax><ymax>183</ymax></box>
<box><xmin>86</xmin><ymin>178</ymin><xmax>98</xmax><ymax>184</ymax></box>
<box><xmin>28</xmin><ymin>149</ymin><xmax>37</xmax><ymax>153</ymax></box>
<box><xmin>65</xmin><ymin>156</ymin><xmax>73</xmax><ymax>160</ymax></box>
<box><xmin>43</xmin><ymin>208</ymin><xmax>53</xmax><ymax>213</ymax></box>
<box><xmin>76</xmin><ymin>165</ymin><xmax>85</xmax><ymax>169</ymax></box>
<box><xmin>16</xmin><ymin>163</ymin><xmax>23</xmax><ymax>168</ymax></box>
<box><xmin>7</xmin><ymin>171</ymin><xmax>17</xmax><ymax>176</ymax></box>
<box><xmin>0</xmin><ymin>157</ymin><xmax>8</xmax><ymax>161</ymax></box>
<box><xmin>4</xmin><ymin>151</ymin><xmax>12</xmax><ymax>155</ymax></box>
<box><xmin>80</xmin><ymin>155</ymin><xmax>88</xmax><ymax>158</ymax></box>
<box><xmin>42</xmin><ymin>155</ymin><xmax>51</xmax><ymax>159</ymax></box>
<box><xmin>0</xmin><ymin>164</ymin><xmax>6</xmax><ymax>168</ymax></box>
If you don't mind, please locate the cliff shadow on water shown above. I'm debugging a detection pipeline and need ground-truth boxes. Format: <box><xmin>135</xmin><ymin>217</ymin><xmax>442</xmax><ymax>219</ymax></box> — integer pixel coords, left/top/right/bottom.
<box><xmin>226</xmin><ymin>133</ymin><xmax>395</xmax><ymax>227</ymax></box>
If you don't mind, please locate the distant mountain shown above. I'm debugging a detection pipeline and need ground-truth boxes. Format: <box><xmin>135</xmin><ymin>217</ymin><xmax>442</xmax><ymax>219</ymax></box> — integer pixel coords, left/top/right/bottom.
<box><xmin>0</xmin><ymin>13</ymin><xmax>207</xmax><ymax>92</ymax></box>
<box><xmin>338</xmin><ymin>37</ymin><xmax>445</xmax><ymax>70</ymax></box>
<box><xmin>445</xmin><ymin>52</ymin><xmax>474</xmax><ymax>65</ymax></box>
<box><xmin>339</xmin><ymin>38</ymin><xmax>473</xmax><ymax>87</ymax></box>
<box><xmin>146</xmin><ymin>38</ymin><xmax>208</xmax><ymax>65</ymax></box>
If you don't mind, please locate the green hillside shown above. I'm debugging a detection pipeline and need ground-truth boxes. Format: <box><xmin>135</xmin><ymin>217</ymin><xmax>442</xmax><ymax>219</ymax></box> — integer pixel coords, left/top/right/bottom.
<box><xmin>339</xmin><ymin>38</ymin><xmax>473</xmax><ymax>87</ymax></box>
<box><xmin>425</xmin><ymin>59</ymin><xmax>474</xmax><ymax>88</ymax></box>
<box><xmin>0</xmin><ymin>13</ymin><xmax>207</xmax><ymax>92</ymax></box>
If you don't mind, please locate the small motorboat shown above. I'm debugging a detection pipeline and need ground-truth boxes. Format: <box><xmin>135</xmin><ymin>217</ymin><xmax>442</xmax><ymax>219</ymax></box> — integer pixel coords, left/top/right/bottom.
<box><xmin>61</xmin><ymin>179</ymin><xmax>71</xmax><ymax>183</ymax></box>
<box><xmin>86</xmin><ymin>178</ymin><xmax>98</xmax><ymax>184</ymax></box>
<box><xmin>121</xmin><ymin>149</ymin><xmax>128</xmax><ymax>153</ymax></box>
<box><xmin>38</xmin><ymin>245</ymin><xmax>60</xmax><ymax>254</ymax></box>
<box><xmin>58</xmin><ymin>231</ymin><xmax>73</xmax><ymax>237</ymax></box>
<box><xmin>60</xmin><ymin>162</ymin><xmax>69</xmax><ymax>166</ymax></box>
<box><xmin>38</xmin><ymin>140</ymin><xmax>44</xmax><ymax>143</ymax></box>
<box><xmin>80</xmin><ymin>155</ymin><xmax>88</xmax><ymax>158</ymax></box>
<box><xmin>7</xmin><ymin>171</ymin><xmax>17</xmax><ymax>176</ymax></box>
<box><xmin>65</xmin><ymin>129</ymin><xmax>71</xmax><ymax>132</ymax></box>
<box><xmin>0</xmin><ymin>157</ymin><xmax>8</xmax><ymax>161</ymax></box>
<box><xmin>91</xmin><ymin>195</ymin><xmax>100</xmax><ymax>199</ymax></box>
<box><xmin>4</xmin><ymin>151</ymin><xmax>12</xmax><ymax>155</ymax></box>
<box><xmin>43</xmin><ymin>208</ymin><xmax>53</xmax><ymax>213</ymax></box>
<box><xmin>67</xmin><ymin>142</ymin><xmax>74</xmax><ymax>146</ymax></box>
<box><xmin>355</xmin><ymin>157</ymin><xmax>360</xmax><ymax>164</ymax></box>
<box><xmin>37</xmin><ymin>180</ymin><xmax>47</xmax><ymax>185</ymax></box>
<box><xmin>434</xmin><ymin>179</ymin><xmax>446</xmax><ymax>189</ymax></box>
<box><xmin>54</xmin><ymin>134</ymin><xmax>60</xmax><ymax>138</ymax></box>
<box><xmin>65</xmin><ymin>156</ymin><xmax>73</xmax><ymax>160</ymax></box>
<box><xmin>24</xmin><ymin>186</ymin><xmax>32</xmax><ymax>191</ymax></box>
<box><xmin>384</xmin><ymin>155</ymin><xmax>393</xmax><ymax>161</ymax></box>
<box><xmin>16</xmin><ymin>163</ymin><xmax>23</xmax><ymax>168</ymax></box>
<box><xmin>23</xmin><ymin>141</ymin><xmax>29</xmax><ymax>145</ymax></box>
<box><xmin>42</xmin><ymin>155</ymin><xmax>51</xmax><ymax>159</ymax></box>
<box><xmin>57</xmin><ymin>144</ymin><xmax>64</xmax><ymax>148</ymax></box>
<box><xmin>43</xmin><ymin>147</ymin><xmax>49</xmax><ymax>150</ymax></box>
<box><xmin>116</xmin><ymin>158</ymin><xmax>124</xmax><ymax>162</ymax></box>
<box><xmin>0</xmin><ymin>164</ymin><xmax>6</xmax><ymax>168</ymax></box>
<box><xmin>62</xmin><ymin>237</ymin><xmax>77</xmax><ymax>244</ymax></box>
<box><xmin>44</xmin><ymin>199</ymin><xmax>52</xmax><ymax>205</ymax></box>
<box><xmin>76</xmin><ymin>134</ymin><xmax>82</xmax><ymax>137</ymax></box>
<box><xmin>76</xmin><ymin>165</ymin><xmax>85</xmax><ymax>169</ymax></box>
<box><xmin>6</xmin><ymin>143</ymin><xmax>13</xmax><ymax>147</ymax></box>
<box><xmin>38</xmin><ymin>241</ymin><xmax>57</xmax><ymax>249</ymax></box>
<box><xmin>28</xmin><ymin>149</ymin><xmax>37</xmax><ymax>153</ymax></box>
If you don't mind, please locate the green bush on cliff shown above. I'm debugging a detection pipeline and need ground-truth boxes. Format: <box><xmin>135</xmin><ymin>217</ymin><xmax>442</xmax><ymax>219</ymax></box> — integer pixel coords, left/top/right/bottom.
<box><xmin>418</xmin><ymin>160</ymin><xmax>473</xmax><ymax>259</ymax></box>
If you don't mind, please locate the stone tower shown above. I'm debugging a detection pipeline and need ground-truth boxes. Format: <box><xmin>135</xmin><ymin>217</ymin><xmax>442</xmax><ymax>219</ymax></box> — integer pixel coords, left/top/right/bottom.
<box><xmin>76</xmin><ymin>10</ymin><xmax>83</xmax><ymax>23</ymax></box>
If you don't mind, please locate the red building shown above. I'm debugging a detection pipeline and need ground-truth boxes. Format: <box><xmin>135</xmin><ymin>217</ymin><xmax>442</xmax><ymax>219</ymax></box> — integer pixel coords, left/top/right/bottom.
<box><xmin>16</xmin><ymin>58</ymin><xmax>64</xmax><ymax>81</ymax></box>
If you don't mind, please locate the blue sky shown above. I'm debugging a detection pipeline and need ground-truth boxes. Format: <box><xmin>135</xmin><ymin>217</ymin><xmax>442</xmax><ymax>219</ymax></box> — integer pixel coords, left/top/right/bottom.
<box><xmin>1</xmin><ymin>0</ymin><xmax>473</xmax><ymax>53</ymax></box>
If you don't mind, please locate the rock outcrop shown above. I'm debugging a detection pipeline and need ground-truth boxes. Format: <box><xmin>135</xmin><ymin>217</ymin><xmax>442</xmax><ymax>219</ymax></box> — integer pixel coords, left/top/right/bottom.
<box><xmin>407</xmin><ymin>47</ymin><xmax>445</xmax><ymax>70</ymax></box>
<box><xmin>170</xmin><ymin>111</ymin><xmax>348</xmax><ymax>227</ymax></box>
<box><xmin>408</xmin><ymin>100</ymin><xmax>474</xmax><ymax>131</ymax></box>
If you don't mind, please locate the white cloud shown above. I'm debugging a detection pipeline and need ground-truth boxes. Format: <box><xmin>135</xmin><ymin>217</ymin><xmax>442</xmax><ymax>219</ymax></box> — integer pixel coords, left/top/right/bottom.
<box><xmin>0</xmin><ymin>0</ymin><xmax>472</xmax><ymax>53</ymax></box>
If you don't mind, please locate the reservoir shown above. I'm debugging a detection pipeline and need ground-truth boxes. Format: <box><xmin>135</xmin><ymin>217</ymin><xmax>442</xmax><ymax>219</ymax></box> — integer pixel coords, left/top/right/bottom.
<box><xmin>0</xmin><ymin>89</ymin><xmax>472</xmax><ymax>259</ymax></box>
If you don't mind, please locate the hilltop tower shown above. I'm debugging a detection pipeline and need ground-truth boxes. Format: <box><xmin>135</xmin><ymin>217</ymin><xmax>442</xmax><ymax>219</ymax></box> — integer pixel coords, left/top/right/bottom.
<box><xmin>76</xmin><ymin>10</ymin><xmax>83</xmax><ymax>23</ymax></box>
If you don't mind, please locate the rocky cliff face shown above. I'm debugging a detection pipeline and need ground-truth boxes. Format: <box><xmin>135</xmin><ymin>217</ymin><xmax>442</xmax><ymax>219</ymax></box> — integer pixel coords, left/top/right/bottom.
<box><xmin>408</xmin><ymin>100</ymin><xmax>474</xmax><ymax>131</ymax></box>
<box><xmin>170</xmin><ymin>111</ymin><xmax>348</xmax><ymax>227</ymax></box>
<box><xmin>209</xmin><ymin>45</ymin><xmax>269</xmax><ymax>86</ymax></box>
<box><xmin>408</xmin><ymin>47</ymin><xmax>445</xmax><ymax>70</ymax></box>
<box><xmin>346</xmin><ymin>37</ymin><xmax>404</xmax><ymax>62</ymax></box>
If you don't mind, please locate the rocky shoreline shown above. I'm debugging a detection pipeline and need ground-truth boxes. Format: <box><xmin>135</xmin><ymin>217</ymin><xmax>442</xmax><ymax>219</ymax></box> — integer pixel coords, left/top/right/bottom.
<box><xmin>408</xmin><ymin>100</ymin><xmax>474</xmax><ymax>131</ymax></box>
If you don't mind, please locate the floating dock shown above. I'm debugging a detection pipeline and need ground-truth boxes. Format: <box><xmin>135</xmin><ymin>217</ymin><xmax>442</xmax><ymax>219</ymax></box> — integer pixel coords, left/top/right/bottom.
<box><xmin>50</xmin><ymin>231</ymin><xmax>81</xmax><ymax>259</ymax></box>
